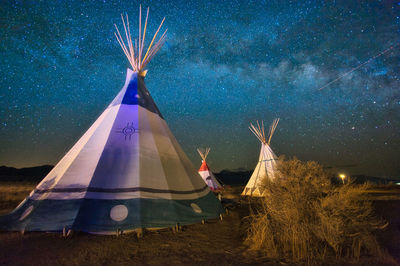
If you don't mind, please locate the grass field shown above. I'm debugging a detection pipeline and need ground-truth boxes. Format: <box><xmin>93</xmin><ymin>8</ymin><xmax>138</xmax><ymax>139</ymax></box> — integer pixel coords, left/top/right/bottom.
<box><xmin>0</xmin><ymin>182</ymin><xmax>36</xmax><ymax>215</ymax></box>
<box><xmin>0</xmin><ymin>182</ymin><xmax>399</xmax><ymax>265</ymax></box>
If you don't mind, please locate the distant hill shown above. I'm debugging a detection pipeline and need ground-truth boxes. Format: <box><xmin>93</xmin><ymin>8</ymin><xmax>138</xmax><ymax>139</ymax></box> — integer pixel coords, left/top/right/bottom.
<box><xmin>215</xmin><ymin>169</ymin><xmax>252</xmax><ymax>186</ymax></box>
<box><xmin>0</xmin><ymin>165</ymin><xmax>53</xmax><ymax>182</ymax></box>
<box><xmin>346</xmin><ymin>175</ymin><xmax>398</xmax><ymax>185</ymax></box>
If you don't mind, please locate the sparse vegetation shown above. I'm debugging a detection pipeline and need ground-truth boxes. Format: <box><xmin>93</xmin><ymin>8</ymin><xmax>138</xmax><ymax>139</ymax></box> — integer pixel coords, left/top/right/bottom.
<box><xmin>245</xmin><ymin>157</ymin><xmax>389</xmax><ymax>263</ymax></box>
<box><xmin>0</xmin><ymin>182</ymin><xmax>36</xmax><ymax>215</ymax></box>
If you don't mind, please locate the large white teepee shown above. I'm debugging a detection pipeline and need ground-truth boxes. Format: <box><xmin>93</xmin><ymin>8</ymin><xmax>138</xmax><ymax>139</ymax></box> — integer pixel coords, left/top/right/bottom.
<box><xmin>0</xmin><ymin>6</ymin><xmax>223</xmax><ymax>234</ymax></box>
<box><xmin>197</xmin><ymin>148</ymin><xmax>223</xmax><ymax>192</ymax></box>
<box><xmin>241</xmin><ymin>118</ymin><xmax>280</xmax><ymax>197</ymax></box>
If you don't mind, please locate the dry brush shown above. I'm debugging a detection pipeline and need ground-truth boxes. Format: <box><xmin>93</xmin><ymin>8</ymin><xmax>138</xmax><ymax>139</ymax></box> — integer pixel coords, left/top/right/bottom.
<box><xmin>245</xmin><ymin>157</ymin><xmax>388</xmax><ymax>263</ymax></box>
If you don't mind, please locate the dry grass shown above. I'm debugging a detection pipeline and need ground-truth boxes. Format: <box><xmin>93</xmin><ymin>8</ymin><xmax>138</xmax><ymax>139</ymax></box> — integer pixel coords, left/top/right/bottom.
<box><xmin>245</xmin><ymin>157</ymin><xmax>391</xmax><ymax>264</ymax></box>
<box><xmin>221</xmin><ymin>186</ymin><xmax>244</xmax><ymax>200</ymax></box>
<box><xmin>0</xmin><ymin>182</ymin><xmax>36</xmax><ymax>215</ymax></box>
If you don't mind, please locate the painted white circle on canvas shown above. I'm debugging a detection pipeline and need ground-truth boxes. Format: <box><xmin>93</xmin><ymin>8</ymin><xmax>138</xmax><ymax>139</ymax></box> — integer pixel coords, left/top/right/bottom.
<box><xmin>19</xmin><ymin>206</ymin><xmax>34</xmax><ymax>221</ymax></box>
<box><xmin>110</xmin><ymin>205</ymin><xmax>128</xmax><ymax>221</ymax></box>
<box><xmin>190</xmin><ymin>203</ymin><xmax>202</xmax><ymax>214</ymax></box>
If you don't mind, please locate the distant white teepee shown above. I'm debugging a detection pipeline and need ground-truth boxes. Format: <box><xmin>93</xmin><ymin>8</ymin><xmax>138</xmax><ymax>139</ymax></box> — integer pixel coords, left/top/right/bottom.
<box><xmin>197</xmin><ymin>148</ymin><xmax>223</xmax><ymax>192</ymax></box>
<box><xmin>0</xmin><ymin>6</ymin><xmax>223</xmax><ymax>234</ymax></box>
<box><xmin>242</xmin><ymin>118</ymin><xmax>280</xmax><ymax>197</ymax></box>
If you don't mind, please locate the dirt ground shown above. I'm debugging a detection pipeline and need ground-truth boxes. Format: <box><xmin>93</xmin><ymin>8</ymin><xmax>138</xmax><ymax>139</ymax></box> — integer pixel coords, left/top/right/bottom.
<box><xmin>0</xmin><ymin>184</ymin><xmax>399</xmax><ymax>265</ymax></box>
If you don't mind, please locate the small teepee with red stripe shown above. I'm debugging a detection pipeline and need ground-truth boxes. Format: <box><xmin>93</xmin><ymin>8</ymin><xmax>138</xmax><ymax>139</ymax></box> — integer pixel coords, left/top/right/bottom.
<box><xmin>197</xmin><ymin>148</ymin><xmax>223</xmax><ymax>192</ymax></box>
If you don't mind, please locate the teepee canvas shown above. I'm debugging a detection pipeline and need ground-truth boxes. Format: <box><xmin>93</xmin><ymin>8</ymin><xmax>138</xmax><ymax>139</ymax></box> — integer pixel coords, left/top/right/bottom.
<box><xmin>0</xmin><ymin>7</ymin><xmax>224</xmax><ymax>234</ymax></box>
<box><xmin>242</xmin><ymin>119</ymin><xmax>280</xmax><ymax>197</ymax></box>
<box><xmin>197</xmin><ymin>148</ymin><xmax>223</xmax><ymax>192</ymax></box>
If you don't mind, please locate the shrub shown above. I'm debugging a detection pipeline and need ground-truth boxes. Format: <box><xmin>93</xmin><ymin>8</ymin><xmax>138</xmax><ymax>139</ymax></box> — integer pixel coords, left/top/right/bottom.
<box><xmin>245</xmin><ymin>157</ymin><xmax>387</xmax><ymax>263</ymax></box>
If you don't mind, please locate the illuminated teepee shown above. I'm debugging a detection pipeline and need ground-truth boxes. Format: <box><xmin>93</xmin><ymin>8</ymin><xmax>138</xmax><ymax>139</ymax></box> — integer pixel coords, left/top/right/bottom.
<box><xmin>242</xmin><ymin>118</ymin><xmax>280</xmax><ymax>197</ymax></box>
<box><xmin>197</xmin><ymin>148</ymin><xmax>223</xmax><ymax>192</ymax></box>
<box><xmin>0</xmin><ymin>6</ymin><xmax>224</xmax><ymax>234</ymax></box>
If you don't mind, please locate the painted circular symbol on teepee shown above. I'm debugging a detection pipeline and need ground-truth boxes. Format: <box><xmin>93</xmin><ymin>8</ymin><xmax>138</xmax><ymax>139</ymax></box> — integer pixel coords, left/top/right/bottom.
<box><xmin>19</xmin><ymin>205</ymin><xmax>34</xmax><ymax>221</ymax></box>
<box><xmin>123</xmin><ymin>126</ymin><xmax>135</xmax><ymax>135</ymax></box>
<box><xmin>110</xmin><ymin>205</ymin><xmax>128</xmax><ymax>221</ymax></box>
<box><xmin>116</xmin><ymin>122</ymin><xmax>138</xmax><ymax>140</ymax></box>
<box><xmin>190</xmin><ymin>203</ymin><xmax>202</xmax><ymax>214</ymax></box>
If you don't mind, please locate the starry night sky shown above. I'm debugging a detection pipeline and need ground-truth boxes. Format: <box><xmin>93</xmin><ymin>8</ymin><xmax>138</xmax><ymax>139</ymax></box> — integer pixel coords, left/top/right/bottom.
<box><xmin>1</xmin><ymin>1</ymin><xmax>399</xmax><ymax>178</ymax></box>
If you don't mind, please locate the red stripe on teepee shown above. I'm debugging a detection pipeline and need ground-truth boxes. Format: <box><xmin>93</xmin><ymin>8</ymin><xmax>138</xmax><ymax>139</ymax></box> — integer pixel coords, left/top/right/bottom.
<box><xmin>198</xmin><ymin>161</ymin><xmax>209</xmax><ymax>172</ymax></box>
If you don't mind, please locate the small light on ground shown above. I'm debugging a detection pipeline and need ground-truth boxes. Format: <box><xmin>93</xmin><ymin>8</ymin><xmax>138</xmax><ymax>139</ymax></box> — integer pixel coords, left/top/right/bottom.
<box><xmin>338</xmin><ymin>173</ymin><xmax>347</xmax><ymax>184</ymax></box>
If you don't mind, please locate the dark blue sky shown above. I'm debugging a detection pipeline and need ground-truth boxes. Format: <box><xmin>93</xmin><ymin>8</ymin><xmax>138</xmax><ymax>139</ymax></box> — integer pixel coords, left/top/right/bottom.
<box><xmin>1</xmin><ymin>0</ymin><xmax>399</xmax><ymax>178</ymax></box>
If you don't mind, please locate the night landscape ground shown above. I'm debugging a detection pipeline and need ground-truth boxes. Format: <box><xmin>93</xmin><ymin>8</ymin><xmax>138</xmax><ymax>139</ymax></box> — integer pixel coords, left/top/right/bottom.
<box><xmin>0</xmin><ymin>174</ymin><xmax>400</xmax><ymax>265</ymax></box>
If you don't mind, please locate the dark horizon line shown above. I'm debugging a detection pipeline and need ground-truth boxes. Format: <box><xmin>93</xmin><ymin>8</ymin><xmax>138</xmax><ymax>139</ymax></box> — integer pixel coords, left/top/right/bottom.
<box><xmin>0</xmin><ymin>164</ymin><xmax>399</xmax><ymax>180</ymax></box>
